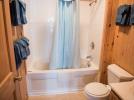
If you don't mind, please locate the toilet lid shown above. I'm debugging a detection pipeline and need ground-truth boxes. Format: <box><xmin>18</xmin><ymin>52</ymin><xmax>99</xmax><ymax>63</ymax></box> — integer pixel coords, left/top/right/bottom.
<box><xmin>85</xmin><ymin>82</ymin><xmax>110</xmax><ymax>96</ymax></box>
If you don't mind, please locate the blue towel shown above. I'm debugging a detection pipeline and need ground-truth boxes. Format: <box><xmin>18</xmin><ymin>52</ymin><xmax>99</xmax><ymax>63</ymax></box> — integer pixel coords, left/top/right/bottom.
<box><xmin>16</xmin><ymin>37</ymin><xmax>30</xmax><ymax>60</ymax></box>
<box><xmin>10</xmin><ymin>0</ymin><xmax>27</xmax><ymax>26</ymax></box>
<box><xmin>14</xmin><ymin>42</ymin><xmax>22</xmax><ymax>69</ymax></box>
<box><xmin>17</xmin><ymin>37</ymin><xmax>30</xmax><ymax>59</ymax></box>
<box><xmin>130</xmin><ymin>4</ymin><xmax>134</xmax><ymax>25</ymax></box>
<box><xmin>14</xmin><ymin>37</ymin><xmax>30</xmax><ymax>69</ymax></box>
<box><xmin>116</xmin><ymin>5</ymin><xmax>131</xmax><ymax>26</ymax></box>
<box><xmin>21</xmin><ymin>37</ymin><xmax>30</xmax><ymax>57</ymax></box>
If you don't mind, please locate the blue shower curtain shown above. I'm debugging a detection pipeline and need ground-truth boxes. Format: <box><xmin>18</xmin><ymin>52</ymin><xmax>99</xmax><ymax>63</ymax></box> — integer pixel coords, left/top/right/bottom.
<box><xmin>50</xmin><ymin>0</ymin><xmax>80</xmax><ymax>69</ymax></box>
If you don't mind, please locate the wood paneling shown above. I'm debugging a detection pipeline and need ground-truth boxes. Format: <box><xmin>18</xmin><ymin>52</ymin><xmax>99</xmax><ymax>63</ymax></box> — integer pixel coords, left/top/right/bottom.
<box><xmin>0</xmin><ymin>1</ymin><xmax>10</xmax><ymax>82</ymax></box>
<box><xmin>112</xmin><ymin>0</ymin><xmax>134</xmax><ymax>77</ymax></box>
<box><xmin>18</xmin><ymin>62</ymin><xmax>28</xmax><ymax>100</ymax></box>
<box><xmin>99</xmin><ymin>0</ymin><xmax>115</xmax><ymax>83</ymax></box>
<box><xmin>3</xmin><ymin>0</ymin><xmax>16</xmax><ymax>75</ymax></box>
<box><xmin>0</xmin><ymin>0</ymin><xmax>28</xmax><ymax>99</ymax></box>
<box><xmin>12</xmin><ymin>24</ymin><xmax>28</xmax><ymax>100</ymax></box>
<box><xmin>99</xmin><ymin>0</ymin><xmax>134</xmax><ymax>83</ymax></box>
<box><xmin>0</xmin><ymin>0</ymin><xmax>16</xmax><ymax>99</ymax></box>
<box><xmin>0</xmin><ymin>73</ymin><xmax>15</xmax><ymax>100</ymax></box>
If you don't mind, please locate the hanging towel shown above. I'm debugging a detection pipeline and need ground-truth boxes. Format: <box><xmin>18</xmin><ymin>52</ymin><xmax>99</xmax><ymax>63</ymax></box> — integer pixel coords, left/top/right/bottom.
<box><xmin>17</xmin><ymin>37</ymin><xmax>30</xmax><ymax>60</ymax></box>
<box><xmin>21</xmin><ymin>37</ymin><xmax>30</xmax><ymax>57</ymax></box>
<box><xmin>130</xmin><ymin>4</ymin><xmax>134</xmax><ymax>25</ymax></box>
<box><xmin>10</xmin><ymin>0</ymin><xmax>27</xmax><ymax>26</ymax></box>
<box><xmin>14</xmin><ymin>42</ymin><xmax>22</xmax><ymax>69</ymax></box>
<box><xmin>14</xmin><ymin>37</ymin><xmax>30</xmax><ymax>69</ymax></box>
<box><xmin>116</xmin><ymin>5</ymin><xmax>131</xmax><ymax>26</ymax></box>
<box><xmin>17</xmin><ymin>40</ymin><xmax>28</xmax><ymax>60</ymax></box>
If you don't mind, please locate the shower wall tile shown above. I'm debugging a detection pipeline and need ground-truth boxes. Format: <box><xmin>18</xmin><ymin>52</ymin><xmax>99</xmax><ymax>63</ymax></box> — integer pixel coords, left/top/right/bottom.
<box><xmin>80</xmin><ymin>0</ymin><xmax>106</xmax><ymax>66</ymax></box>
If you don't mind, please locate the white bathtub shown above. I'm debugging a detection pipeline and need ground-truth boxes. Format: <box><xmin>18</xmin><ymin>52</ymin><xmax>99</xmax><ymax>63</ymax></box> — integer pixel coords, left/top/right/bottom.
<box><xmin>27</xmin><ymin>62</ymin><xmax>98</xmax><ymax>96</ymax></box>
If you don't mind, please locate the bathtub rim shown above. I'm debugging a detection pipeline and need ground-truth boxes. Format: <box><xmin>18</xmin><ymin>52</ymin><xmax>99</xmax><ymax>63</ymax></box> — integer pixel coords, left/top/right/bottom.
<box><xmin>27</xmin><ymin>62</ymin><xmax>99</xmax><ymax>73</ymax></box>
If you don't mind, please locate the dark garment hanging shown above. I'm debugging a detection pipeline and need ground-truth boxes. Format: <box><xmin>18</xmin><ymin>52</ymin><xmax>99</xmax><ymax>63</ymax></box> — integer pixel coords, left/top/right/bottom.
<box><xmin>10</xmin><ymin>0</ymin><xmax>27</xmax><ymax>26</ymax></box>
<box><xmin>14</xmin><ymin>42</ymin><xmax>22</xmax><ymax>69</ymax></box>
<box><xmin>17</xmin><ymin>37</ymin><xmax>30</xmax><ymax>60</ymax></box>
<box><xmin>116</xmin><ymin>5</ymin><xmax>131</xmax><ymax>26</ymax></box>
<box><xmin>16</xmin><ymin>40</ymin><xmax>28</xmax><ymax>60</ymax></box>
<box><xmin>130</xmin><ymin>4</ymin><xmax>134</xmax><ymax>25</ymax></box>
<box><xmin>14</xmin><ymin>37</ymin><xmax>30</xmax><ymax>69</ymax></box>
<box><xmin>21</xmin><ymin>37</ymin><xmax>30</xmax><ymax>56</ymax></box>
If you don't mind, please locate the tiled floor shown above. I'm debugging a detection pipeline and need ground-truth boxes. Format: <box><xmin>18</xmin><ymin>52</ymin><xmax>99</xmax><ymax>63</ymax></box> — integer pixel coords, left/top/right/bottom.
<box><xmin>29</xmin><ymin>91</ymin><xmax>87</xmax><ymax>100</ymax></box>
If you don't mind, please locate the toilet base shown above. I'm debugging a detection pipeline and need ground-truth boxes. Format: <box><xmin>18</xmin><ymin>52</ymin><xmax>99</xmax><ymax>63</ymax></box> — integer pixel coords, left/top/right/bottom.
<box><xmin>84</xmin><ymin>91</ymin><xmax>110</xmax><ymax>100</ymax></box>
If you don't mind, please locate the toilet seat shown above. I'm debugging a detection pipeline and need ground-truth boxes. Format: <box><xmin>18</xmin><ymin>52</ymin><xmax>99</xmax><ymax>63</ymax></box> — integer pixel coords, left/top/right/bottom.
<box><xmin>84</xmin><ymin>82</ymin><xmax>111</xmax><ymax>97</ymax></box>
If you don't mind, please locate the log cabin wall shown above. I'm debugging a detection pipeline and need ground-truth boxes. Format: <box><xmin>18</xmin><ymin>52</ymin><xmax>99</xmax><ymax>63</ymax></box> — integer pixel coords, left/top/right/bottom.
<box><xmin>99</xmin><ymin>0</ymin><xmax>134</xmax><ymax>83</ymax></box>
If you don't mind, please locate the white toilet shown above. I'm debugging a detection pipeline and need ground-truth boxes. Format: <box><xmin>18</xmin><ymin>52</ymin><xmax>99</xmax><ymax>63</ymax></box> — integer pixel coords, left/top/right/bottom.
<box><xmin>84</xmin><ymin>64</ymin><xmax>134</xmax><ymax>100</ymax></box>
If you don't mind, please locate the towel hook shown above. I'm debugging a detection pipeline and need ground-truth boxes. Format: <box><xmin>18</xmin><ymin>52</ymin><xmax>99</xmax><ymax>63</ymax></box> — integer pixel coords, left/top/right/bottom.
<box><xmin>89</xmin><ymin>0</ymin><xmax>97</xmax><ymax>6</ymax></box>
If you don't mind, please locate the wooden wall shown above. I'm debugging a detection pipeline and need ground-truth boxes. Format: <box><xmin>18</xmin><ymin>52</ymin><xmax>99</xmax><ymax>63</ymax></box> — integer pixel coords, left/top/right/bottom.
<box><xmin>99</xmin><ymin>0</ymin><xmax>134</xmax><ymax>83</ymax></box>
<box><xmin>12</xmin><ymin>26</ymin><xmax>28</xmax><ymax>100</ymax></box>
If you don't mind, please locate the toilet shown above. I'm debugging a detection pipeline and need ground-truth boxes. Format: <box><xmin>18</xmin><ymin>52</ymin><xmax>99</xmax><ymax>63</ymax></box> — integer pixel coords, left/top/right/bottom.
<box><xmin>84</xmin><ymin>64</ymin><xmax>134</xmax><ymax>100</ymax></box>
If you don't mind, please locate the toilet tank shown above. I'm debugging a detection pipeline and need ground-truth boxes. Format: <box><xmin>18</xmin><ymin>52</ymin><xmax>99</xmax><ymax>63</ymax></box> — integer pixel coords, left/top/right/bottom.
<box><xmin>107</xmin><ymin>64</ymin><xmax>134</xmax><ymax>84</ymax></box>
